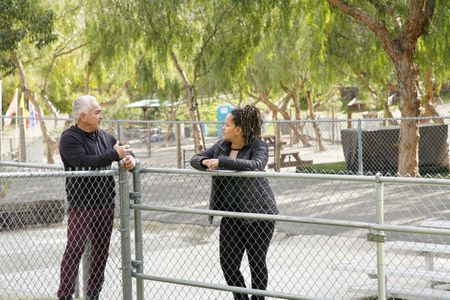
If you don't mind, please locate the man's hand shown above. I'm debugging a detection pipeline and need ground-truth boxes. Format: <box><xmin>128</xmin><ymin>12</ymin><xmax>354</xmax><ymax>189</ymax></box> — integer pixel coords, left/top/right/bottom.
<box><xmin>114</xmin><ymin>141</ymin><xmax>131</xmax><ymax>159</ymax></box>
<box><xmin>120</xmin><ymin>155</ymin><xmax>136</xmax><ymax>170</ymax></box>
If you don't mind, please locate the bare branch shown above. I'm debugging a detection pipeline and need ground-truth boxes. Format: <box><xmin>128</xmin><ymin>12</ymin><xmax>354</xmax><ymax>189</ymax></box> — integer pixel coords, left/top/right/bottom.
<box><xmin>193</xmin><ymin>3</ymin><xmax>238</xmax><ymax>80</ymax></box>
<box><xmin>401</xmin><ymin>0</ymin><xmax>435</xmax><ymax>45</ymax></box>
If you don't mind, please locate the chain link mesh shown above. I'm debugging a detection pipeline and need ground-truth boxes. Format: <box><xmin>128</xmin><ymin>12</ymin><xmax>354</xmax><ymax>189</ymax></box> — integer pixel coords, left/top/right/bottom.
<box><xmin>102</xmin><ymin>117</ymin><xmax>450</xmax><ymax>176</ymax></box>
<box><xmin>1</xmin><ymin>165</ymin><xmax>450</xmax><ymax>299</ymax></box>
<box><xmin>0</xmin><ymin>170</ymin><xmax>124</xmax><ymax>300</ymax></box>
<box><xmin>3</xmin><ymin>116</ymin><xmax>450</xmax><ymax>177</ymax></box>
<box><xmin>137</xmin><ymin>169</ymin><xmax>450</xmax><ymax>299</ymax></box>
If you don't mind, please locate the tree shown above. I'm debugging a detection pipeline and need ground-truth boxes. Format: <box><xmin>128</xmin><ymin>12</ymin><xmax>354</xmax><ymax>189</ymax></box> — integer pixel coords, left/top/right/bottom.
<box><xmin>0</xmin><ymin>0</ymin><xmax>58</xmax><ymax>162</ymax></box>
<box><xmin>105</xmin><ymin>0</ymin><xmax>273</xmax><ymax>152</ymax></box>
<box><xmin>0</xmin><ymin>0</ymin><xmax>56</xmax><ymax>74</ymax></box>
<box><xmin>415</xmin><ymin>2</ymin><xmax>450</xmax><ymax>122</ymax></box>
<box><xmin>326</xmin><ymin>0</ymin><xmax>438</xmax><ymax>176</ymax></box>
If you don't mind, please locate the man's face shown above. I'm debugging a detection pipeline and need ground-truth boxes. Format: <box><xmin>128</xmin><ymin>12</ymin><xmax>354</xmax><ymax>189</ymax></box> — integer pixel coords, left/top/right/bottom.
<box><xmin>80</xmin><ymin>101</ymin><xmax>102</xmax><ymax>132</ymax></box>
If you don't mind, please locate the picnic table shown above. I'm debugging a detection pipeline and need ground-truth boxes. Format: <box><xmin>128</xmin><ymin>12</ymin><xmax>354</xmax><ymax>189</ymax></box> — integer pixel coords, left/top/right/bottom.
<box><xmin>262</xmin><ymin>135</ymin><xmax>277</xmax><ymax>145</ymax></box>
<box><xmin>262</xmin><ymin>135</ymin><xmax>287</xmax><ymax>156</ymax></box>
<box><xmin>267</xmin><ymin>149</ymin><xmax>313</xmax><ymax>169</ymax></box>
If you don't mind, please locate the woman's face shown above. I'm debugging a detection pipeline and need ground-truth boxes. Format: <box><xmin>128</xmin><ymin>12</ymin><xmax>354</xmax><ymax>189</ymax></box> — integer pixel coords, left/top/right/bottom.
<box><xmin>222</xmin><ymin>114</ymin><xmax>242</xmax><ymax>141</ymax></box>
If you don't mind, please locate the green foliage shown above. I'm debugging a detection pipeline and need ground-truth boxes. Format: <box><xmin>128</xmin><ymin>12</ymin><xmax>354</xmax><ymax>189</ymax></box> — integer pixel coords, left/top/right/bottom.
<box><xmin>0</xmin><ymin>0</ymin><xmax>57</xmax><ymax>74</ymax></box>
<box><xmin>416</xmin><ymin>0</ymin><xmax>450</xmax><ymax>86</ymax></box>
<box><xmin>1</xmin><ymin>0</ymin><xmax>450</xmax><ymax>125</ymax></box>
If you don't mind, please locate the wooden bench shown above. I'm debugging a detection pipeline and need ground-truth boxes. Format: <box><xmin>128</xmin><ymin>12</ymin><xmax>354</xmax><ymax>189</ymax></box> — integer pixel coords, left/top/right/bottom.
<box><xmin>262</xmin><ymin>135</ymin><xmax>276</xmax><ymax>144</ymax></box>
<box><xmin>267</xmin><ymin>150</ymin><xmax>313</xmax><ymax>169</ymax></box>
<box><xmin>262</xmin><ymin>135</ymin><xmax>287</xmax><ymax>157</ymax></box>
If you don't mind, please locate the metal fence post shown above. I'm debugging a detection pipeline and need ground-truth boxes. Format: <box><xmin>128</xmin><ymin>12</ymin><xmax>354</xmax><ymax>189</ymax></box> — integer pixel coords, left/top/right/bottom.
<box><xmin>117</xmin><ymin>121</ymin><xmax>122</xmax><ymax>142</ymax></box>
<box><xmin>274</xmin><ymin>119</ymin><xmax>281</xmax><ymax>172</ymax></box>
<box><xmin>375</xmin><ymin>173</ymin><xmax>386</xmax><ymax>300</ymax></box>
<box><xmin>176</xmin><ymin>123</ymin><xmax>182</xmax><ymax>168</ymax></box>
<box><xmin>18</xmin><ymin>111</ymin><xmax>26</xmax><ymax>162</ymax></box>
<box><xmin>132</xmin><ymin>162</ymin><xmax>144</xmax><ymax>300</ymax></box>
<box><xmin>357</xmin><ymin>119</ymin><xmax>363</xmax><ymax>175</ymax></box>
<box><xmin>147</xmin><ymin>123</ymin><xmax>152</xmax><ymax>156</ymax></box>
<box><xmin>119</xmin><ymin>166</ymin><xmax>133</xmax><ymax>300</ymax></box>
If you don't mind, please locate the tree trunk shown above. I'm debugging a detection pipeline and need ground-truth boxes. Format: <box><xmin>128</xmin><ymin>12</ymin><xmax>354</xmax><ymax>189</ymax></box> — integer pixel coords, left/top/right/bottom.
<box><xmin>396</xmin><ymin>58</ymin><xmax>421</xmax><ymax>176</ymax></box>
<box><xmin>187</xmin><ymin>86</ymin><xmax>204</xmax><ymax>152</ymax></box>
<box><xmin>13</xmin><ymin>52</ymin><xmax>58</xmax><ymax>164</ymax></box>
<box><xmin>280</xmin><ymin>82</ymin><xmax>311</xmax><ymax>146</ymax></box>
<box><xmin>383</xmin><ymin>99</ymin><xmax>398</xmax><ymax>126</ymax></box>
<box><xmin>170</xmin><ymin>51</ymin><xmax>203</xmax><ymax>153</ymax></box>
<box><xmin>422</xmin><ymin>66</ymin><xmax>443</xmax><ymax>124</ymax></box>
<box><xmin>258</xmin><ymin>91</ymin><xmax>311</xmax><ymax>147</ymax></box>
<box><xmin>327</xmin><ymin>0</ymin><xmax>436</xmax><ymax>176</ymax></box>
<box><xmin>305</xmin><ymin>91</ymin><xmax>326</xmax><ymax>151</ymax></box>
<box><xmin>84</xmin><ymin>52</ymin><xmax>98</xmax><ymax>95</ymax></box>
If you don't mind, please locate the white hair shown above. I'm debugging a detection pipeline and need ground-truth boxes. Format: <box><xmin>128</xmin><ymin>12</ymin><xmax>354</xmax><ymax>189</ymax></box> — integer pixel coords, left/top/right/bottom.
<box><xmin>72</xmin><ymin>95</ymin><xmax>97</xmax><ymax>121</ymax></box>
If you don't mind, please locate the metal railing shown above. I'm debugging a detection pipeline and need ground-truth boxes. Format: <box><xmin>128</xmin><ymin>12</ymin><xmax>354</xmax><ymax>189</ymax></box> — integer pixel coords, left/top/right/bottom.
<box><xmin>124</xmin><ymin>165</ymin><xmax>450</xmax><ymax>299</ymax></box>
<box><xmin>1</xmin><ymin>161</ymin><xmax>450</xmax><ymax>299</ymax></box>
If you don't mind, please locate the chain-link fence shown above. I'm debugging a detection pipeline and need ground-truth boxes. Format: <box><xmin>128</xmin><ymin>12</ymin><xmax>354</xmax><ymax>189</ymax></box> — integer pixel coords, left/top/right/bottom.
<box><xmin>0</xmin><ymin>165</ymin><xmax>128</xmax><ymax>300</ymax></box>
<box><xmin>1</xmin><ymin>162</ymin><xmax>450</xmax><ymax>299</ymax></box>
<box><xmin>3</xmin><ymin>115</ymin><xmax>449</xmax><ymax>176</ymax></box>
<box><xmin>0</xmin><ymin>164</ymin><xmax>450</xmax><ymax>299</ymax></box>
<box><xmin>132</xmin><ymin>166</ymin><xmax>450</xmax><ymax>300</ymax></box>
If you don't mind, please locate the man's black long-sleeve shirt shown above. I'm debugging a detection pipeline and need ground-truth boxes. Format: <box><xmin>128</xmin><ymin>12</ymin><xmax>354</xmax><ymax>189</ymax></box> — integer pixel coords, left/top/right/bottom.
<box><xmin>59</xmin><ymin>125</ymin><xmax>121</xmax><ymax>208</ymax></box>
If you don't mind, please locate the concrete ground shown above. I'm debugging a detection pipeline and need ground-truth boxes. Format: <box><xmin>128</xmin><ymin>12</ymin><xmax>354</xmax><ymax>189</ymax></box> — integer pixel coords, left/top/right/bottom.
<box><xmin>0</xmin><ymin>219</ymin><xmax>380</xmax><ymax>300</ymax></box>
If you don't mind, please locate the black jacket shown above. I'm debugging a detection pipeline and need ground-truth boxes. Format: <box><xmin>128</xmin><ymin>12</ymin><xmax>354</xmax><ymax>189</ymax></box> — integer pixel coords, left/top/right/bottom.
<box><xmin>59</xmin><ymin>125</ymin><xmax>121</xmax><ymax>208</ymax></box>
<box><xmin>190</xmin><ymin>138</ymin><xmax>278</xmax><ymax>216</ymax></box>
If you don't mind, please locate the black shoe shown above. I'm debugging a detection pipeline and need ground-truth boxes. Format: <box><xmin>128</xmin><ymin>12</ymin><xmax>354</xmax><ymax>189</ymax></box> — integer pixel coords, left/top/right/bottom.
<box><xmin>59</xmin><ymin>296</ymin><xmax>73</xmax><ymax>300</ymax></box>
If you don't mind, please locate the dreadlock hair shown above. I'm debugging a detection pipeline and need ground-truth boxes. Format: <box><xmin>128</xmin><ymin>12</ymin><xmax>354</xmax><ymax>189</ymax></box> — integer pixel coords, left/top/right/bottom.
<box><xmin>230</xmin><ymin>105</ymin><xmax>263</xmax><ymax>141</ymax></box>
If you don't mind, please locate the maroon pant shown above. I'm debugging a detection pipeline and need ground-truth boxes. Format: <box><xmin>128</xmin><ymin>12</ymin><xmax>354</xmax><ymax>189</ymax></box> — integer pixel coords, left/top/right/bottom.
<box><xmin>57</xmin><ymin>207</ymin><xmax>114</xmax><ymax>298</ymax></box>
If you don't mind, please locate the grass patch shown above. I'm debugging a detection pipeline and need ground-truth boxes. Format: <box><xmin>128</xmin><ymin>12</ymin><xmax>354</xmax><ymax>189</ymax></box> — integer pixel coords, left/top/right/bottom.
<box><xmin>421</xmin><ymin>170</ymin><xmax>450</xmax><ymax>178</ymax></box>
<box><xmin>297</xmin><ymin>161</ymin><xmax>347</xmax><ymax>174</ymax></box>
<box><xmin>297</xmin><ymin>161</ymin><xmax>450</xmax><ymax>178</ymax></box>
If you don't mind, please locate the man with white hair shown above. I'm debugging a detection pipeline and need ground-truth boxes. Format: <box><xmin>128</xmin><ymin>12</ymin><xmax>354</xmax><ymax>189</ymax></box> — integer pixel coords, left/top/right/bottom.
<box><xmin>57</xmin><ymin>95</ymin><xmax>135</xmax><ymax>300</ymax></box>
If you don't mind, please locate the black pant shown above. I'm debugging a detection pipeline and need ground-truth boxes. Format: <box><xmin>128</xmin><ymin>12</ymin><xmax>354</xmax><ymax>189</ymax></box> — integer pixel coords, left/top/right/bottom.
<box><xmin>219</xmin><ymin>217</ymin><xmax>275</xmax><ymax>300</ymax></box>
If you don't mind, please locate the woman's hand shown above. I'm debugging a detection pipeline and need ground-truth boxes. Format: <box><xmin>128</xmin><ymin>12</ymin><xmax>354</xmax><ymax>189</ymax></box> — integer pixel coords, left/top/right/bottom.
<box><xmin>202</xmin><ymin>159</ymin><xmax>219</xmax><ymax>170</ymax></box>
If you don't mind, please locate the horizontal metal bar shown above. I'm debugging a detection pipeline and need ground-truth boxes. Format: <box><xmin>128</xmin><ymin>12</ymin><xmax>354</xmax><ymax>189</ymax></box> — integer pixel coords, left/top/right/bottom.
<box><xmin>0</xmin><ymin>160</ymin><xmax>64</xmax><ymax>170</ymax></box>
<box><xmin>130</xmin><ymin>204</ymin><xmax>450</xmax><ymax>237</ymax></box>
<box><xmin>139</xmin><ymin>167</ymin><xmax>450</xmax><ymax>186</ymax></box>
<box><xmin>140</xmin><ymin>167</ymin><xmax>378</xmax><ymax>182</ymax></box>
<box><xmin>132</xmin><ymin>273</ymin><xmax>325</xmax><ymax>300</ymax></box>
<box><xmin>0</xmin><ymin>169</ymin><xmax>117</xmax><ymax>178</ymax></box>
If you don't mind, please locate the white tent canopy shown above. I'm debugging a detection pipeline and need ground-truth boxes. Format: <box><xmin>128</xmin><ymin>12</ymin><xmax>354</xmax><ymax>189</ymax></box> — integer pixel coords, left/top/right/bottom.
<box><xmin>125</xmin><ymin>99</ymin><xmax>183</xmax><ymax>108</ymax></box>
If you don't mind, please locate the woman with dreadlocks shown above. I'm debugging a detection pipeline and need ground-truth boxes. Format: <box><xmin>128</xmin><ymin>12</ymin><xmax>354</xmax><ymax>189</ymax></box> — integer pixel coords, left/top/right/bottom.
<box><xmin>191</xmin><ymin>105</ymin><xmax>278</xmax><ymax>300</ymax></box>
